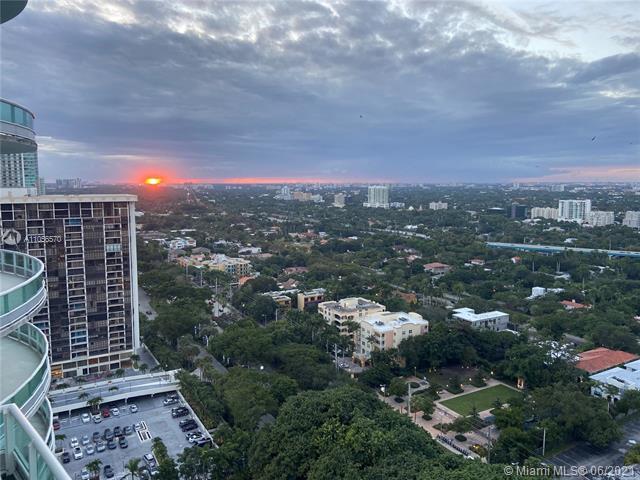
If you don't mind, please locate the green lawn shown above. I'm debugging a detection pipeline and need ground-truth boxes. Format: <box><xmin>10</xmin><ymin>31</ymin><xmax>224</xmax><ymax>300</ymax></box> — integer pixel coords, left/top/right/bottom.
<box><xmin>440</xmin><ymin>384</ymin><xmax>521</xmax><ymax>416</ymax></box>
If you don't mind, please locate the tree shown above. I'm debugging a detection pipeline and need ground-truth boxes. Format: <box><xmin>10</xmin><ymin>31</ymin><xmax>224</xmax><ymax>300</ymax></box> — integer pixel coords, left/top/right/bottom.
<box><xmin>491</xmin><ymin>427</ymin><xmax>536</xmax><ymax>464</ymax></box>
<box><xmin>388</xmin><ymin>377</ymin><xmax>408</xmax><ymax>397</ymax></box>
<box><xmin>625</xmin><ymin>444</ymin><xmax>640</xmax><ymax>465</ymax></box>
<box><xmin>86</xmin><ymin>396</ymin><xmax>102</xmax><ymax>414</ymax></box>
<box><xmin>85</xmin><ymin>459</ymin><xmax>102</xmax><ymax>480</ymax></box>
<box><xmin>411</xmin><ymin>394</ymin><xmax>434</xmax><ymax>415</ymax></box>
<box><xmin>139</xmin><ymin>363</ymin><xmax>149</xmax><ymax>374</ymax></box>
<box><xmin>78</xmin><ymin>392</ymin><xmax>89</xmax><ymax>401</ymax></box>
<box><xmin>115</xmin><ymin>368</ymin><xmax>126</xmax><ymax>379</ymax></box>
<box><xmin>124</xmin><ymin>458</ymin><xmax>141</xmax><ymax>479</ymax></box>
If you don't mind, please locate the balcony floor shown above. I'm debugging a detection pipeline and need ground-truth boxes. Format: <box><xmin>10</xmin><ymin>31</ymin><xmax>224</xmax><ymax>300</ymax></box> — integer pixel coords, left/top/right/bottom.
<box><xmin>0</xmin><ymin>271</ymin><xmax>25</xmax><ymax>292</ymax></box>
<box><xmin>0</xmin><ymin>335</ymin><xmax>41</xmax><ymax>401</ymax></box>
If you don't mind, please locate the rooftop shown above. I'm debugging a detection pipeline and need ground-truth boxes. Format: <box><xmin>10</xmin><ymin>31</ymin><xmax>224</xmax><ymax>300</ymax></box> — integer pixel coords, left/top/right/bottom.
<box><xmin>362</xmin><ymin>311</ymin><xmax>427</xmax><ymax>332</ymax></box>
<box><xmin>319</xmin><ymin>297</ymin><xmax>385</xmax><ymax>312</ymax></box>
<box><xmin>452</xmin><ymin>307</ymin><xmax>508</xmax><ymax>322</ymax></box>
<box><xmin>0</xmin><ymin>335</ymin><xmax>41</xmax><ymax>401</ymax></box>
<box><xmin>0</xmin><ymin>193</ymin><xmax>137</xmax><ymax>202</ymax></box>
<box><xmin>577</xmin><ymin>347</ymin><xmax>639</xmax><ymax>374</ymax></box>
<box><xmin>0</xmin><ymin>270</ymin><xmax>25</xmax><ymax>292</ymax></box>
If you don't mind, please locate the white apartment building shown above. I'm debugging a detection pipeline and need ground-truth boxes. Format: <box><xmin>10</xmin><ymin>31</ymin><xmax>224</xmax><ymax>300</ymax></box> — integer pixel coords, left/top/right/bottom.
<box><xmin>586</xmin><ymin>211</ymin><xmax>614</xmax><ymax>227</ymax></box>
<box><xmin>318</xmin><ymin>297</ymin><xmax>386</xmax><ymax>335</ymax></box>
<box><xmin>623</xmin><ymin>211</ymin><xmax>640</xmax><ymax>229</ymax></box>
<box><xmin>166</xmin><ymin>236</ymin><xmax>196</xmax><ymax>250</ymax></box>
<box><xmin>357</xmin><ymin>312</ymin><xmax>428</xmax><ymax>360</ymax></box>
<box><xmin>333</xmin><ymin>193</ymin><xmax>346</xmax><ymax>208</ymax></box>
<box><xmin>452</xmin><ymin>308</ymin><xmax>509</xmax><ymax>331</ymax></box>
<box><xmin>530</xmin><ymin>207</ymin><xmax>559</xmax><ymax>220</ymax></box>
<box><xmin>429</xmin><ymin>201</ymin><xmax>448</xmax><ymax>210</ymax></box>
<box><xmin>363</xmin><ymin>185</ymin><xmax>389</xmax><ymax>209</ymax></box>
<box><xmin>558</xmin><ymin>199</ymin><xmax>591</xmax><ymax>222</ymax></box>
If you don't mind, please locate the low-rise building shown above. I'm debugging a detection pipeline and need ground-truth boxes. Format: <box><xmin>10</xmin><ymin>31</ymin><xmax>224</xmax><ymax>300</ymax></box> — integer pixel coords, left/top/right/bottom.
<box><xmin>429</xmin><ymin>201</ymin><xmax>448</xmax><ymax>210</ymax></box>
<box><xmin>318</xmin><ymin>297</ymin><xmax>386</xmax><ymax>335</ymax></box>
<box><xmin>451</xmin><ymin>308</ymin><xmax>509</xmax><ymax>331</ymax></box>
<box><xmin>423</xmin><ymin>262</ymin><xmax>451</xmax><ymax>274</ymax></box>
<box><xmin>297</xmin><ymin>288</ymin><xmax>326</xmax><ymax>311</ymax></box>
<box><xmin>357</xmin><ymin>312</ymin><xmax>428</xmax><ymax>360</ymax></box>
<box><xmin>530</xmin><ymin>207</ymin><xmax>559</xmax><ymax>220</ymax></box>
<box><xmin>590</xmin><ymin>358</ymin><xmax>640</xmax><ymax>400</ymax></box>
<box><xmin>177</xmin><ymin>253</ymin><xmax>252</xmax><ymax>278</ymax></box>
<box><xmin>263</xmin><ymin>290</ymin><xmax>298</xmax><ymax>310</ymax></box>
<box><xmin>166</xmin><ymin>236</ymin><xmax>196</xmax><ymax>250</ymax></box>
<box><xmin>576</xmin><ymin>347</ymin><xmax>639</xmax><ymax>374</ymax></box>
<box><xmin>560</xmin><ymin>299</ymin><xmax>591</xmax><ymax>311</ymax></box>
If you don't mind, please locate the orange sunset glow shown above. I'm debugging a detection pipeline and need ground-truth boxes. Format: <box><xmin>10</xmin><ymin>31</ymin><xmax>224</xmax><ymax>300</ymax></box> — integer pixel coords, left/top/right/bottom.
<box><xmin>144</xmin><ymin>177</ymin><xmax>163</xmax><ymax>186</ymax></box>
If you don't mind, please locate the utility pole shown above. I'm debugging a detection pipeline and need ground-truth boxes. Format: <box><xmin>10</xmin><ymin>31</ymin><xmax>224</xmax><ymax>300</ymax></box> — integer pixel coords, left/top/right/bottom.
<box><xmin>487</xmin><ymin>425</ymin><xmax>492</xmax><ymax>464</ymax></box>
<box><xmin>542</xmin><ymin>427</ymin><xmax>546</xmax><ymax>456</ymax></box>
<box><xmin>407</xmin><ymin>384</ymin><xmax>412</xmax><ymax>418</ymax></box>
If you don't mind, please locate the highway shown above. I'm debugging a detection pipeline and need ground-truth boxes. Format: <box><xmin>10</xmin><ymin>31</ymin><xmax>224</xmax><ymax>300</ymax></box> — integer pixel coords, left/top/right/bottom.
<box><xmin>487</xmin><ymin>242</ymin><xmax>640</xmax><ymax>259</ymax></box>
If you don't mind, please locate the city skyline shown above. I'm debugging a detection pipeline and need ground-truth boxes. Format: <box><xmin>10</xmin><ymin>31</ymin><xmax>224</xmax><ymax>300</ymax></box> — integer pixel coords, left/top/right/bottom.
<box><xmin>1</xmin><ymin>0</ymin><xmax>639</xmax><ymax>183</ymax></box>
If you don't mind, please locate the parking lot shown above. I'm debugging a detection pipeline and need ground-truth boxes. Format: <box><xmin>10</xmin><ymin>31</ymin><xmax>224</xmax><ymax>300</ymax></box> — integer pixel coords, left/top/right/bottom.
<box><xmin>56</xmin><ymin>392</ymin><xmax>208</xmax><ymax>479</ymax></box>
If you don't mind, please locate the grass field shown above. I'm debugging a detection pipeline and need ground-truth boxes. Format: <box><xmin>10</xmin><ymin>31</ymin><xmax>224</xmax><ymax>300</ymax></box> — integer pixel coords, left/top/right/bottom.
<box><xmin>440</xmin><ymin>384</ymin><xmax>521</xmax><ymax>416</ymax></box>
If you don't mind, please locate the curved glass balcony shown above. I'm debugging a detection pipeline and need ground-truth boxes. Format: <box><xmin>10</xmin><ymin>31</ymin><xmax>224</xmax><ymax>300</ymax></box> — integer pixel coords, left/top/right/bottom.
<box><xmin>0</xmin><ymin>250</ymin><xmax>46</xmax><ymax>336</ymax></box>
<box><xmin>0</xmin><ymin>99</ymin><xmax>36</xmax><ymax>154</ymax></box>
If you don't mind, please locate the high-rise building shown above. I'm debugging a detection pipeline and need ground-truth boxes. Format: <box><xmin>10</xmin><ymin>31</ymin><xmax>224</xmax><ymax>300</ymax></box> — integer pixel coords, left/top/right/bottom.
<box><xmin>363</xmin><ymin>185</ymin><xmax>389</xmax><ymax>208</ymax></box>
<box><xmin>0</xmin><ymin>195</ymin><xmax>139</xmax><ymax>378</ymax></box>
<box><xmin>429</xmin><ymin>201</ymin><xmax>448</xmax><ymax>210</ymax></box>
<box><xmin>510</xmin><ymin>203</ymin><xmax>529</xmax><ymax>219</ymax></box>
<box><xmin>550</xmin><ymin>184</ymin><xmax>565</xmax><ymax>192</ymax></box>
<box><xmin>333</xmin><ymin>193</ymin><xmax>346</xmax><ymax>208</ymax></box>
<box><xmin>558</xmin><ymin>199</ymin><xmax>591</xmax><ymax>222</ymax></box>
<box><xmin>586</xmin><ymin>211</ymin><xmax>614</xmax><ymax>227</ymax></box>
<box><xmin>55</xmin><ymin>178</ymin><xmax>82</xmax><ymax>190</ymax></box>
<box><xmin>1</xmin><ymin>151</ymin><xmax>39</xmax><ymax>192</ymax></box>
<box><xmin>530</xmin><ymin>207</ymin><xmax>558</xmax><ymax>220</ymax></box>
<box><xmin>623</xmin><ymin>211</ymin><xmax>640</xmax><ymax>229</ymax></box>
<box><xmin>1</xmin><ymin>98</ymin><xmax>38</xmax><ymax>196</ymax></box>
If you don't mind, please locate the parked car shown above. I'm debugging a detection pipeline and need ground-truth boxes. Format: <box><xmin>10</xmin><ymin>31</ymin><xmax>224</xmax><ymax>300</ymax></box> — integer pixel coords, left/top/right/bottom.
<box><xmin>143</xmin><ymin>453</ymin><xmax>157</xmax><ymax>468</ymax></box>
<box><xmin>178</xmin><ymin>418</ymin><xmax>194</xmax><ymax>427</ymax></box>
<box><xmin>171</xmin><ymin>407</ymin><xmax>189</xmax><ymax>418</ymax></box>
<box><xmin>81</xmin><ymin>435</ymin><xmax>90</xmax><ymax>446</ymax></box>
<box><xmin>95</xmin><ymin>441</ymin><xmax>106</xmax><ymax>453</ymax></box>
<box><xmin>134</xmin><ymin>422</ymin><xmax>145</xmax><ymax>431</ymax></box>
<box><xmin>113</xmin><ymin>426</ymin><xmax>122</xmax><ymax>437</ymax></box>
<box><xmin>85</xmin><ymin>444</ymin><xmax>95</xmax><ymax>455</ymax></box>
<box><xmin>104</xmin><ymin>465</ymin><xmax>114</xmax><ymax>478</ymax></box>
<box><xmin>123</xmin><ymin>425</ymin><xmax>133</xmax><ymax>435</ymax></box>
<box><xmin>81</xmin><ymin>413</ymin><xmax>91</xmax><ymax>423</ymax></box>
<box><xmin>111</xmin><ymin>407</ymin><xmax>120</xmax><ymax>416</ymax></box>
<box><xmin>103</xmin><ymin>428</ymin><xmax>114</xmax><ymax>441</ymax></box>
<box><xmin>92</xmin><ymin>431</ymin><xmax>101</xmax><ymax>442</ymax></box>
<box><xmin>53</xmin><ymin>420</ymin><xmax>61</xmax><ymax>430</ymax></box>
<box><xmin>181</xmin><ymin>422</ymin><xmax>198</xmax><ymax>432</ymax></box>
<box><xmin>119</xmin><ymin>437</ymin><xmax>128</xmax><ymax>449</ymax></box>
<box><xmin>101</xmin><ymin>408</ymin><xmax>110</xmax><ymax>418</ymax></box>
<box><xmin>163</xmin><ymin>397</ymin><xmax>178</xmax><ymax>406</ymax></box>
<box><xmin>107</xmin><ymin>440</ymin><xmax>117</xmax><ymax>450</ymax></box>
<box><xmin>61</xmin><ymin>452</ymin><xmax>71</xmax><ymax>464</ymax></box>
<box><xmin>187</xmin><ymin>432</ymin><xmax>204</xmax><ymax>443</ymax></box>
<box><xmin>92</xmin><ymin>414</ymin><xmax>102</xmax><ymax>424</ymax></box>
<box><xmin>70</xmin><ymin>437</ymin><xmax>79</xmax><ymax>448</ymax></box>
<box><xmin>80</xmin><ymin>468</ymin><xmax>90</xmax><ymax>480</ymax></box>
<box><xmin>129</xmin><ymin>404</ymin><xmax>138</xmax><ymax>413</ymax></box>
<box><xmin>72</xmin><ymin>447</ymin><xmax>83</xmax><ymax>460</ymax></box>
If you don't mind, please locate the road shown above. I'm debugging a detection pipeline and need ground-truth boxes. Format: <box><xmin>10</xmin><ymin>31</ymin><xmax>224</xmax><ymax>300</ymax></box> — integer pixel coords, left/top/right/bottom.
<box><xmin>138</xmin><ymin>287</ymin><xmax>157</xmax><ymax>320</ymax></box>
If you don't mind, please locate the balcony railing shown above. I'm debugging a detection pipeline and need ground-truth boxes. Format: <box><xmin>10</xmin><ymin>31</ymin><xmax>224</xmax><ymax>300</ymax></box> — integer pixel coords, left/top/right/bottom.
<box><xmin>0</xmin><ymin>250</ymin><xmax>46</xmax><ymax>336</ymax></box>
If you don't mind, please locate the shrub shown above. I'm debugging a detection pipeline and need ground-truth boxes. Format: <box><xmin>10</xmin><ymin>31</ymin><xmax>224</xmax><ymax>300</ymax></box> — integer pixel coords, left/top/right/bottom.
<box><xmin>422</xmin><ymin>414</ymin><xmax>432</xmax><ymax>421</ymax></box>
<box><xmin>445</xmin><ymin>384</ymin><xmax>463</xmax><ymax>394</ymax></box>
<box><xmin>455</xmin><ymin>434</ymin><xmax>467</xmax><ymax>442</ymax></box>
<box><xmin>394</xmin><ymin>396</ymin><xmax>404</xmax><ymax>403</ymax></box>
<box><xmin>409</xmin><ymin>382</ymin><xmax>420</xmax><ymax>389</ymax></box>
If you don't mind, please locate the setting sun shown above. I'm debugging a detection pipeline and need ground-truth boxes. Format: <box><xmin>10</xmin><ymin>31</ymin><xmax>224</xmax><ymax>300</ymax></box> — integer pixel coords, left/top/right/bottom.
<box><xmin>144</xmin><ymin>177</ymin><xmax>163</xmax><ymax>186</ymax></box>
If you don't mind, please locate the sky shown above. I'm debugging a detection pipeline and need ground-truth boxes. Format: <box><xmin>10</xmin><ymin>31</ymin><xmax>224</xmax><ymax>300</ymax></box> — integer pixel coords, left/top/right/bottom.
<box><xmin>1</xmin><ymin>0</ymin><xmax>639</xmax><ymax>184</ymax></box>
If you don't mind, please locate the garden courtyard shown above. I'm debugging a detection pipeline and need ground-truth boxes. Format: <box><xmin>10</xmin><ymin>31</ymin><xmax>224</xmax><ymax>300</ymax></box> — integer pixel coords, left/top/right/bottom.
<box><xmin>439</xmin><ymin>384</ymin><xmax>521</xmax><ymax>416</ymax></box>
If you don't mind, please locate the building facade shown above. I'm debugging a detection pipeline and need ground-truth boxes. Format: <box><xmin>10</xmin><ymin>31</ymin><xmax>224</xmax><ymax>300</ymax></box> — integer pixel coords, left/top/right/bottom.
<box><xmin>451</xmin><ymin>307</ymin><xmax>509</xmax><ymax>331</ymax></box>
<box><xmin>0</xmin><ymin>195</ymin><xmax>139</xmax><ymax>378</ymax></box>
<box><xmin>429</xmin><ymin>201</ymin><xmax>448</xmax><ymax>210</ymax></box>
<box><xmin>318</xmin><ymin>297</ymin><xmax>386</xmax><ymax>336</ymax></box>
<box><xmin>558</xmin><ymin>199</ymin><xmax>591</xmax><ymax>222</ymax></box>
<box><xmin>333</xmin><ymin>193</ymin><xmax>346</xmax><ymax>208</ymax></box>
<box><xmin>586</xmin><ymin>211</ymin><xmax>614</xmax><ymax>227</ymax></box>
<box><xmin>363</xmin><ymin>185</ymin><xmax>389</xmax><ymax>209</ymax></box>
<box><xmin>530</xmin><ymin>207</ymin><xmax>558</xmax><ymax>220</ymax></box>
<box><xmin>357</xmin><ymin>311</ymin><xmax>428</xmax><ymax>360</ymax></box>
<box><xmin>623</xmin><ymin>211</ymin><xmax>640</xmax><ymax>229</ymax></box>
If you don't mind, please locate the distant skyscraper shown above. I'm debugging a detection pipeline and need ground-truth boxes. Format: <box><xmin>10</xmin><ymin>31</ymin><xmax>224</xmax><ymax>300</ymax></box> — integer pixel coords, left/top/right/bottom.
<box><xmin>586</xmin><ymin>211</ymin><xmax>614</xmax><ymax>227</ymax></box>
<box><xmin>550</xmin><ymin>184</ymin><xmax>565</xmax><ymax>192</ymax></box>
<box><xmin>623</xmin><ymin>211</ymin><xmax>640</xmax><ymax>229</ymax></box>
<box><xmin>558</xmin><ymin>199</ymin><xmax>591</xmax><ymax>222</ymax></box>
<box><xmin>429</xmin><ymin>201</ymin><xmax>448</xmax><ymax>210</ymax></box>
<box><xmin>510</xmin><ymin>203</ymin><xmax>529</xmax><ymax>219</ymax></box>
<box><xmin>531</xmin><ymin>207</ymin><xmax>558</xmax><ymax>220</ymax></box>
<box><xmin>363</xmin><ymin>185</ymin><xmax>389</xmax><ymax>208</ymax></box>
<box><xmin>1</xmin><ymin>152</ymin><xmax>39</xmax><ymax>191</ymax></box>
<box><xmin>55</xmin><ymin>178</ymin><xmax>82</xmax><ymax>190</ymax></box>
<box><xmin>333</xmin><ymin>193</ymin><xmax>346</xmax><ymax>208</ymax></box>
<box><xmin>1</xmin><ymin>98</ymin><xmax>38</xmax><ymax>195</ymax></box>
<box><xmin>0</xmin><ymin>195</ymin><xmax>139</xmax><ymax>378</ymax></box>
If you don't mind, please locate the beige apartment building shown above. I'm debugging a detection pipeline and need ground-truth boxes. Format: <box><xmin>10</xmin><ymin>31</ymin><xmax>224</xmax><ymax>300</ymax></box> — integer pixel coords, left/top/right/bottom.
<box><xmin>357</xmin><ymin>312</ymin><xmax>429</xmax><ymax>361</ymax></box>
<box><xmin>318</xmin><ymin>297</ymin><xmax>386</xmax><ymax>335</ymax></box>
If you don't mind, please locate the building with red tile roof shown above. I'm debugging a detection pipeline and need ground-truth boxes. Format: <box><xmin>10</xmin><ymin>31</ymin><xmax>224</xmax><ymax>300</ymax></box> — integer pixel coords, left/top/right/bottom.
<box><xmin>576</xmin><ymin>347</ymin><xmax>639</xmax><ymax>374</ymax></box>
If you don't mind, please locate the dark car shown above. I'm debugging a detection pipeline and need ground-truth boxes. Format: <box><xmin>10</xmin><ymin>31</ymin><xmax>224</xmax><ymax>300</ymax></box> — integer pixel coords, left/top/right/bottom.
<box><xmin>181</xmin><ymin>422</ymin><xmax>198</xmax><ymax>432</ymax></box>
<box><xmin>104</xmin><ymin>465</ymin><xmax>114</xmax><ymax>478</ymax></box>
<box><xmin>119</xmin><ymin>437</ymin><xmax>128</xmax><ymax>448</ymax></box>
<box><xmin>61</xmin><ymin>452</ymin><xmax>71</xmax><ymax>463</ymax></box>
<box><xmin>178</xmin><ymin>418</ymin><xmax>194</xmax><ymax>427</ymax></box>
<box><xmin>92</xmin><ymin>431</ymin><xmax>101</xmax><ymax>442</ymax></box>
<box><xmin>123</xmin><ymin>425</ymin><xmax>133</xmax><ymax>435</ymax></box>
<box><xmin>113</xmin><ymin>426</ymin><xmax>122</xmax><ymax>437</ymax></box>
<box><xmin>53</xmin><ymin>420</ymin><xmax>61</xmax><ymax>431</ymax></box>
<box><xmin>171</xmin><ymin>407</ymin><xmax>189</xmax><ymax>418</ymax></box>
<box><xmin>107</xmin><ymin>440</ymin><xmax>117</xmax><ymax>450</ymax></box>
<box><xmin>104</xmin><ymin>428</ymin><xmax>114</xmax><ymax>441</ymax></box>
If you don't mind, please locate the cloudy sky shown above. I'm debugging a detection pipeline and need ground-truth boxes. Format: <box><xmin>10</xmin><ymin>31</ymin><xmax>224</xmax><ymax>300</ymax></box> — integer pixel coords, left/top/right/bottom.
<box><xmin>1</xmin><ymin>0</ymin><xmax>639</xmax><ymax>183</ymax></box>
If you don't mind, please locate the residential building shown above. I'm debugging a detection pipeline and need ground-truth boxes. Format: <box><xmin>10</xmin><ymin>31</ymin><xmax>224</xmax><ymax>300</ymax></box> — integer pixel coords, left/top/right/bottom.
<box><xmin>623</xmin><ymin>211</ymin><xmax>640</xmax><ymax>229</ymax></box>
<box><xmin>297</xmin><ymin>288</ymin><xmax>326</xmax><ymax>311</ymax></box>
<box><xmin>363</xmin><ymin>185</ymin><xmax>389</xmax><ymax>209</ymax></box>
<box><xmin>357</xmin><ymin>311</ymin><xmax>428</xmax><ymax>360</ymax></box>
<box><xmin>510</xmin><ymin>203</ymin><xmax>528</xmax><ymax>219</ymax></box>
<box><xmin>530</xmin><ymin>207</ymin><xmax>559</xmax><ymax>220</ymax></box>
<box><xmin>590</xmin><ymin>358</ymin><xmax>640</xmax><ymax>400</ymax></box>
<box><xmin>1</xmin><ymin>151</ymin><xmax>39</xmax><ymax>194</ymax></box>
<box><xmin>560</xmin><ymin>299</ymin><xmax>591</xmax><ymax>310</ymax></box>
<box><xmin>585</xmin><ymin>211</ymin><xmax>614</xmax><ymax>227</ymax></box>
<box><xmin>429</xmin><ymin>201</ymin><xmax>448</xmax><ymax>210</ymax></box>
<box><xmin>54</xmin><ymin>178</ymin><xmax>82</xmax><ymax>190</ymax></box>
<box><xmin>333</xmin><ymin>193</ymin><xmax>346</xmax><ymax>208</ymax></box>
<box><xmin>423</xmin><ymin>262</ymin><xmax>451</xmax><ymax>275</ymax></box>
<box><xmin>550</xmin><ymin>184</ymin><xmax>565</xmax><ymax>192</ymax></box>
<box><xmin>318</xmin><ymin>297</ymin><xmax>386</xmax><ymax>335</ymax></box>
<box><xmin>576</xmin><ymin>347</ymin><xmax>639</xmax><ymax>374</ymax></box>
<box><xmin>177</xmin><ymin>253</ymin><xmax>252</xmax><ymax>278</ymax></box>
<box><xmin>0</xmin><ymin>195</ymin><xmax>139</xmax><ymax>378</ymax></box>
<box><xmin>558</xmin><ymin>199</ymin><xmax>591</xmax><ymax>222</ymax></box>
<box><xmin>274</xmin><ymin>185</ymin><xmax>292</xmax><ymax>200</ymax></box>
<box><xmin>451</xmin><ymin>308</ymin><xmax>509</xmax><ymax>331</ymax></box>
<box><xmin>165</xmin><ymin>236</ymin><xmax>196</xmax><ymax>250</ymax></box>
<box><xmin>262</xmin><ymin>290</ymin><xmax>296</xmax><ymax>310</ymax></box>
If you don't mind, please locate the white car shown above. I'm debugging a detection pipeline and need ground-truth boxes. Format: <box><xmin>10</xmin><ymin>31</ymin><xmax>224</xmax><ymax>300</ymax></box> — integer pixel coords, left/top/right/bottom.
<box><xmin>129</xmin><ymin>404</ymin><xmax>138</xmax><ymax>413</ymax></box>
<box><xmin>81</xmin><ymin>413</ymin><xmax>91</xmax><ymax>423</ymax></box>
<box><xmin>111</xmin><ymin>407</ymin><xmax>120</xmax><ymax>416</ymax></box>
<box><xmin>70</xmin><ymin>437</ymin><xmax>79</xmax><ymax>448</ymax></box>
<box><xmin>80</xmin><ymin>468</ymin><xmax>90</xmax><ymax>480</ymax></box>
<box><xmin>85</xmin><ymin>444</ymin><xmax>95</xmax><ymax>455</ymax></box>
<box><xmin>93</xmin><ymin>414</ymin><xmax>102</xmax><ymax>423</ymax></box>
<box><xmin>72</xmin><ymin>447</ymin><xmax>83</xmax><ymax>460</ymax></box>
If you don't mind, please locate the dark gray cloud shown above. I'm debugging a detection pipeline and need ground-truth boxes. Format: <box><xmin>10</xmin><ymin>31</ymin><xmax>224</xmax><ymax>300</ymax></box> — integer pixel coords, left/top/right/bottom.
<box><xmin>1</xmin><ymin>0</ymin><xmax>638</xmax><ymax>183</ymax></box>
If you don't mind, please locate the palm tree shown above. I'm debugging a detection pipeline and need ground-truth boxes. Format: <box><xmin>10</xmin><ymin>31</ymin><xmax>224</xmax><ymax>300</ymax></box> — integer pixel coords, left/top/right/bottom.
<box><xmin>85</xmin><ymin>459</ymin><xmax>102</xmax><ymax>480</ymax></box>
<box><xmin>139</xmin><ymin>363</ymin><xmax>149</xmax><ymax>374</ymax></box>
<box><xmin>115</xmin><ymin>368</ymin><xmax>125</xmax><ymax>379</ymax></box>
<box><xmin>130</xmin><ymin>354</ymin><xmax>140</xmax><ymax>369</ymax></box>
<box><xmin>124</xmin><ymin>458</ymin><xmax>141</xmax><ymax>479</ymax></box>
<box><xmin>78</xmin><ymin>392</ymin><xmax>89</xmax><ymax>401</ymax></box>
<box><xmin>86</xmin><ymin>396</ymin><xmax>103</xmax><ymax>414</ymax></box>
